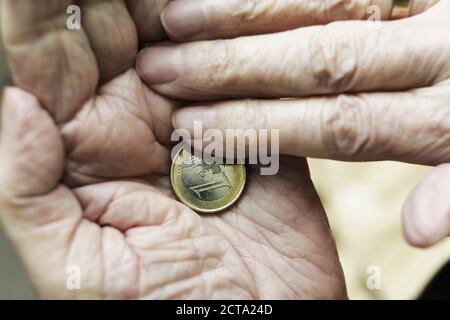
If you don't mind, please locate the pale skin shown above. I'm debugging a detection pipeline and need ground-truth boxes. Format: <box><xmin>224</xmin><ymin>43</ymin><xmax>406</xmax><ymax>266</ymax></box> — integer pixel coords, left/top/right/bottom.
<box><xmin>0</xmin><ymin>0</ymin><xmax>347</xmax><ymax>299</ymax></box>
<box><xmin>137</xmin><ymin>0</ymin><xmax>450</xmax><ymax>248</ymax></box>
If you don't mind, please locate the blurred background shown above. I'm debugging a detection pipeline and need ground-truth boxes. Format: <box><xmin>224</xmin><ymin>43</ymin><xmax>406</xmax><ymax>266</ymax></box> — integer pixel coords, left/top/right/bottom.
<box><xmin>309</xmin><ymin>160</ymin><xmax>449</xmax><ymax>299</ymax></box>
<box><xmin>0</xmin><ymin>11</ymin><xmax>449</xmax><ymax>300</ymax></box>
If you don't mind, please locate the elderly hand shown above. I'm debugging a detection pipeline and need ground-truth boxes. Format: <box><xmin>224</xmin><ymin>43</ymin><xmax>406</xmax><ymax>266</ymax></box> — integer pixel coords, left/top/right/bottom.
<box><xmin>0</xmin><ymin>0</ymin><xmax>346</xmax><ymax>299</ymax></box>
<box><xmin>2</xmin><ymin>0</ymin><xmax>175</xmax><ymax>185</ymax></box>
<box><xmin>137</xmin><ymin>0</ymin><xmax>450</xmax><ymax>248</ymax></box>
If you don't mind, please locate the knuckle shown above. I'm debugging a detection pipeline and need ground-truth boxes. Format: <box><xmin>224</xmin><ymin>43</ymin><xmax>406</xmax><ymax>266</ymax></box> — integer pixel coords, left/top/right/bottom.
<box><xmin>201</xmin><ymin>40</ymin><xmax>241</xmax><ymax>89</ymax></box>
<box><xmin>229</xmin><ymin>0</ymin><xmax>262</xmax><ymax>23</ymax></box>
<box><xmin>321</xmin><ymin>94</ymin><xmax>374</xmax><ymax>159</ymax></box>
<box><xmin>220</xmin><ymin>100</ymin><xmax>263</xmax><ymax>153</ymax></box>
<box><xmin>221</xmin><ymin>100</ymin><xmax>264</xmax><ymax>129</ymax></box>
<box><xmin>240</xmin><ymin>100</ymin><xmax>266</xmax><ymax>129</ymax></box>
<box><xmin>425</xmin><ymin>112</ymin><xmax>450</xmax><ymax>143</ymax></box>
<box><xmin>308</xmin><ymin>23</ymin><xmax>358</xmax><ymax>93</ymax></box>
<box><xmin>417</xmin><ymin>103</ymin><xmax>450</xmax><ymax>164</ymax></box>
<box><xmin>399</xmin><ymin>87</ymin><xmax>450</xmax><ymax>164</ymax></box>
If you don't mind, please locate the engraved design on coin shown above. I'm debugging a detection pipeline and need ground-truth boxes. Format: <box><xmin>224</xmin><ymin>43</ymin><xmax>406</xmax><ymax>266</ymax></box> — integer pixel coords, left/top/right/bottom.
<box><xmin>182</xmin><ymin>161</ymin><xmax>234</xmax><ymax>201</ymax></box>
<box><xmin>171</xmin><ymin>149</ymin><xmax>246</xmax><ymax>213</ymax></box>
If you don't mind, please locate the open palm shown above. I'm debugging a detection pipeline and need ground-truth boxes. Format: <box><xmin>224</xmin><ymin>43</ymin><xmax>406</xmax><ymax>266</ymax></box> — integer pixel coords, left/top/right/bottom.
<box><xmin>0</xmin><ymin>0</ymin><xmax>345</xmax><ymax>299</ymax></box>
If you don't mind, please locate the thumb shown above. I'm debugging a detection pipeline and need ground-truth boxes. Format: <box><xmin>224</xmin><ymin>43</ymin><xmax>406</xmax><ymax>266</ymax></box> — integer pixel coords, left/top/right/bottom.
<box><xmin>402</xmin><ymin>164</ymin><xmax>450</xmax><ymax>248</ymax></box>
<box><xmin>0</xmin><ymin>88</ymin><xmax>83</xmax><ymax>297</ymax></box>
<box><xmin>0</xmin><ymin>87</ymin><xmax>64</xmax><ymax>198</ymax></box>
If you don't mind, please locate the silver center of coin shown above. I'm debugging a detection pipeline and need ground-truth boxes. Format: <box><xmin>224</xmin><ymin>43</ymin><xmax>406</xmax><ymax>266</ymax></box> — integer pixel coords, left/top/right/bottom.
<box><xmin>181</xmin><ymin>161</ymin><xmax>235</xmax><ymax>201</ymax></box>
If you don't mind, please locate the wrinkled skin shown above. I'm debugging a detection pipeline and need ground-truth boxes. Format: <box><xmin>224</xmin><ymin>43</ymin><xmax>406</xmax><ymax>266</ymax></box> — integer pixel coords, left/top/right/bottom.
<box><xmin>0</xmin><ymin>0</ymin><xmax>346</xmax><ymax>299</ymax></box>
<box><xmin>2</xmin><ymin>0</ymin><xmax>174</xmax><ymax>184</ymax></box>
<box><xmin>138</xmin><ymin>0</ymin><xmax>450</xmax><ymax>248</ymax></box>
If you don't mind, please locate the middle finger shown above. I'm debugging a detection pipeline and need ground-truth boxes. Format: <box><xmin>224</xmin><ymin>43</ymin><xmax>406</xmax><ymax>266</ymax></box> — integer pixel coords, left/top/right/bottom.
<box><xmin>137</xmin><ymin>5</ymin><xmax>449</xmax><ymax>100</ymax></box>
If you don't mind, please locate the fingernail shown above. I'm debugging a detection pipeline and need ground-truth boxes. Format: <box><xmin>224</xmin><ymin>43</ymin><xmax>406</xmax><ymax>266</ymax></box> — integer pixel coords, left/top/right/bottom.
<box><xmin>137</xmin><ymin>46</ymin><xmax>182</xmax><ymax>85</ymax></box>
<box><xmin>162</xmin><ymin>0</ymin><xmax>209</xmax><ymax>39</ymax></box>
<box><xmin>173</xmin><ymin>107</ymin><xmax>217</xmax><ymax>136</ymax></box>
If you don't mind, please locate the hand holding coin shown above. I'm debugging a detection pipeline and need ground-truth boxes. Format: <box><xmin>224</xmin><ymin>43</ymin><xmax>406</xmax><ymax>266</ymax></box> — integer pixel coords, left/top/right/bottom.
<box><xmin>0</xmin><ymin>0</ymin><xmax>346</xmax><ymax>300</ymax></box>
<box><xmin>171</xmin><ymin>149</ymin><xmax>246</xmax><ymax>213</ymax></box>
<box><xmin>139</xmin><ymin>0</ymin><xmax>450</xmax><ymax>248</ymax></box>
<box><xmin>0</xmin><ymin>88</ymin><xmax>345</xmax><ymax>299</ymax></box>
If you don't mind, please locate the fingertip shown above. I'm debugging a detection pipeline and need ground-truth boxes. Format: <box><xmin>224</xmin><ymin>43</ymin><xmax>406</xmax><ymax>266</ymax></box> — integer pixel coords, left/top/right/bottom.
<box><xmin>172</xmin><ymin>108</ymin><xmax>194</xmax><ymax>133</ymax></box>
<box><xmin>135</xmin><ymin>49</ymin><xmax>151</xmax><ymax>82</ymax></box>
<box><xmin>402</xmin><ymin>204</ymin><xmax>436</xmax><ymax>248</ymax></box>
<box><xmin>173</xmin><ymin>106</ymin><xmax>216</xmax><ymax>133</ymax></box>
<box><xmin>171</xmin><ymin>110</ymin><xmax>180</xmax><ymax>130</ymax></box>
<box><xmin>161</xmin><ymin>0</ymin><xmax>209</xmax><ymax>41</ymax></box>
<box><xmin>402</xmin><ymin>165</ymin><xmax>450</xmax><ymax>248</ymax></box>
<box><xmin>136</xmin><ymin>46</ymin><xmax>182</xmax><ymax>86</ymax></box>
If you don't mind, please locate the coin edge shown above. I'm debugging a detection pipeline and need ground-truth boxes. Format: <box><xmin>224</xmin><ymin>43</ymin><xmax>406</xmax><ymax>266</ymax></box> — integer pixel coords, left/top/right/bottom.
<box><xmin>170</xmin><ymin>150</ymin><xmax>247</xmax><ymax>214</ymax></box>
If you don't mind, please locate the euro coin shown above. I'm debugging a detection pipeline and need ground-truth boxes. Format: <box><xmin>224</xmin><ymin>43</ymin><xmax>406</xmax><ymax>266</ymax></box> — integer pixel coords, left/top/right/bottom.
<box><xmin>171</xmin><ymin>149</ymin><xmax>246</xmax><ymax>213</ymax></box>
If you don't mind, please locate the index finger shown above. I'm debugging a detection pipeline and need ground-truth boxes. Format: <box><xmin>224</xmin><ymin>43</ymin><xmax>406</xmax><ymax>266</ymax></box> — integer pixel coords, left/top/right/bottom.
<box><xmin>137</xmin><ymin>3</ymin><xmax>449</xmax><ymax>101</ymax></box>
<box><xmin>161</xmin><ymin>0</ymin><xmax>438</xmax><ymax>41</ymax></box>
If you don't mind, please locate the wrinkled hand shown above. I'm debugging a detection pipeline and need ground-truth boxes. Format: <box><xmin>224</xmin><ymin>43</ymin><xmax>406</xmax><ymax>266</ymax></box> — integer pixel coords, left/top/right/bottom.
<box><xmin>137</xmin><ymin>0</ymin><xmax>450</xmax><ymax>248</ymax></box>
<box><xmin>0</xmin><ymin>88</ymin><xmax>345</xmax><ymax>299</ymax></box>
<box><xmin>0</xmin><ymin>0</ymin><xmax>346</xmax><ymax>299</ymax></box>
<box><xmin>2</xmin><ymin>0</ymin><xmax>174</xmax><ymax>185</ymax></box>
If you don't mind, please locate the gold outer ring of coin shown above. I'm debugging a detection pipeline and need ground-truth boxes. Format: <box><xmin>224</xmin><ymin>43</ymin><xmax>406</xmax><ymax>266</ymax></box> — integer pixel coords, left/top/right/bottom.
<box><xmin>170</xmin><ymin>149</ymin><xmax>246</xmax><ymax>214</ymax></box>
